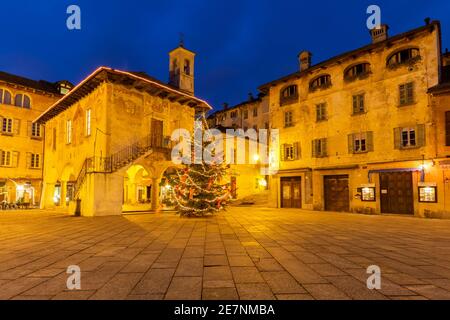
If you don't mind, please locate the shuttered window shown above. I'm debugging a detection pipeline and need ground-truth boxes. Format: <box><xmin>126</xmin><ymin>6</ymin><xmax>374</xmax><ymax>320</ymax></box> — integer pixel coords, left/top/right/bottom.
<box><xmin>281</xmin><ymin>142</ymin><xmax>300</xmax><ymax>161</ymax></box>
<box><xmin>446</xmin><ymin>111</ymin><xmax>450</xmax><ymax>146</ymax></box>
<box><xmin>352</xmin><ymin>94</ymin><xmax>365</xmax><ymax>114</ymax></box>
<box><xmin>284</xmin><ymin>111</ymin><xmax>294</xmax><ymax>127</ymax></box>
<box><xmin>399</xmin><ymin>82</ymin><xmax>414</xmax><ymax>105</ymax></box>
<box><xmin>28</xmin><ymin>153</ymin><xmax>41</xmax><ymax>169</ymax></box>
<box><xmin>394</xmin><ymin>124</ymin><xmax>425</xmax><ymax>149</ymax></box>
<box><xmin>348</xmin><ymin>132</ymin><xmax>374</xmax><ymax>154</ymax></box>
<box><xmin>312</xmin><ymin>138</ymin><xmax>327</xmax><ymax>158</ymax></box>
<box><xmin>316</xmin><ymin>103</ymin><xmax>327</xmax><ymax>121</ymax></box>
<box><xmin>0</xmin><ymin>150</ymin><xmax>11</xmax><ymax>166</ymax></box>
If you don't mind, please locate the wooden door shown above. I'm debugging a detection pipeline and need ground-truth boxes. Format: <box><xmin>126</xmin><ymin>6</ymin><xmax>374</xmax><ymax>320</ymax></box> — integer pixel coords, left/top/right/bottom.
<box><xmin>281</xmin><ymin>177</ymin><xmax>302</xmax><ymax>208</ymax></box>
<box><xmin>324</xmin><ymin>175</ymin><xmax>349</xmax><ymax>212</ymax></box>
<box><xmin>380</xmin><ymin>172</ymin><xmax>414</xmax><ymax>215</ymax></box>
<box><xmin>151</xmin><ymin>119</ymin><xmax>163</xmax><ymax>147</ymax></box>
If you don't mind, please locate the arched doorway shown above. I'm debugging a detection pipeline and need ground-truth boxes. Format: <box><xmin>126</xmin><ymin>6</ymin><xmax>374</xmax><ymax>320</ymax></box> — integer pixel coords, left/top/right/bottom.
<box><xmin>122</xmin><ymin>164</ymin><xmax>153</xmax><ymax>213</ymax></box>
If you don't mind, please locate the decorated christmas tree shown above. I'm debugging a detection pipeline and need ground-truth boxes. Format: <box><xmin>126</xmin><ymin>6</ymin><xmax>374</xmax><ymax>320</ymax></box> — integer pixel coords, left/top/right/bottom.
<box><xmin>162</xmin><ymin>115</ymin><xmax>231</xmax><ymax>216</ymax></box>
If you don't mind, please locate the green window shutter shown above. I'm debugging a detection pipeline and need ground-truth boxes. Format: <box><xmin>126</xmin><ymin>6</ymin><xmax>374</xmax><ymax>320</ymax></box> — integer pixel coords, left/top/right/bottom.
<box><xmin>280</xmin><ymin>144</ymin><xmax>286</xmax><ymax>161</ymax></box>
<box><xmin>27</xmin><ymin>121</ymin><xmax>32</xmax><ymax>137</ymax></box>
<box><xmin>294</xmin><ymin>142</ymin><xmax>300</xmax><ymax>160</ymax></box>
<box><xmin>13</xmin><ymin>119</ymin><xmax>20</xmax><ymax>135</ymax></box>
<box><xmin>407</xmin><ymin>82</ymin><xmax>414</xmax><ymax>103</ymax></box>
<box><xmin>399</xmin><ymin>84</ymin><xmax>406</xmax><ymax>105</ymax></box>
<box><xmin>416</xmin><ymin>124</ymin><xmax>426</xmax><ymax>147</ymax></box>
<box><xmin>394</xmin><ymin>127</ymin><xmax>401</xmax><ymax>149</ymax></box>
<box><xmin>348</xmin><ymin>134</ymin><xmax>354</xmax><ymax>154</ymax></box>
<box><xmin>312</xmin><ymin>140</ymin><xmax>316</xmax><ymax>158</ymax></box>
<box><xmin>26</xmin><ymin>153</ymin><xmax>31</xmax><ymax>169</ymax></box>
<box><xmin>13</xmin><ymin>151</ymin><xmax>19</xmax><ymax>168</ymax></box>
<box><xmin>321</xmin><ymin>138</ymin><xmax>328</xmax><ymax>157</ymax></box>
<box><xmin>366</xmin><ymin>131</ymin><xmax>374</xmax><ymax>152</ymax></box>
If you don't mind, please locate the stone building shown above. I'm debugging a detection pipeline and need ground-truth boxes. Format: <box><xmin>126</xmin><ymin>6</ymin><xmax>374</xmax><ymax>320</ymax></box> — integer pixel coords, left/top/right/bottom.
<box><xmin>207</xmin><ymin>93</ymin><xmax>270</xmax><ymax>131</ymax></box>
<box><xmin>0</xmin><ymin>71</ymin><xmax>71</xmax><ymax>207</ymax></box>
<box><xmin>36</xmin><ymin>45</ymin><xmax>212</xmax><ymax>216</ymax></box>
<box><xmin>259</xmin><ymin>21</ymin><xmax>450</xmax><ymax>217</ymax></box>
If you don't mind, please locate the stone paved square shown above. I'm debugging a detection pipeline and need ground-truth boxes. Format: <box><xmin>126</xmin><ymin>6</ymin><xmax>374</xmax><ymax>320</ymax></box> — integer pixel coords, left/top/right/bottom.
<box><xmin>1</xmin><ymin>207</ymin><xmax>450</xmax><ymax>300</ymax></box>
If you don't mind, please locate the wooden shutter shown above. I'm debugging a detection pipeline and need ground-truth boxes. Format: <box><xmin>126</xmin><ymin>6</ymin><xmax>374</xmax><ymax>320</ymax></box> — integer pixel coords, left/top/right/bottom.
<box><xmin>13</xmin><ymin>119</ymin><xmax>20</xmax><ymax>135</ymax></box>
<box><xmin>407</xmin><ymin>82</ymin><xmax>414</xmax><ymax>103</ymax></box>
<box><xmin>394</xmin><ymin>127</ymin><xmax>401</xmax><ymax>149</ymax></box>
<box><xmin>12</xmin><ymin>151</ymin><xmax>19</xmax><ymax>168</ymax></box>
<box><xmin>445</xmin><ymin>111</ymin><xmax>450</xmax><ymax>146</ymax></box>
<box><xmin>366</xmin><ymin>131</ymin><xmax>374</xmax><ymax>152</ymax></box>
<box><xmin>399</xmin><ymin>84</ymin><xmax>406</xmax><ymax>105</ymax></box>
<box><xmin>321</xmin><ymin>138</ymin><xmax>328</xmax><ymax>156</ymax></box>
<box><xmin>26</xmin><ymin>153</ymin><xmax>32</xmax><ymax>169</ymax></box>
<box><xmin>27</xmin><ymin>121</ymin><xmax>32</xmax><ymax>137</ymax></box>
<box><xmin>293</xmin><ymin>142</ymin><xmax>300</xmax><ymax>160</ymax></box>
<box><xmin>280</xmin><ymin>144</ymin><xmax>286</xmax><ymax>161</ymax></box>
<box><xmin>416</xmin><ymin>124</ymin><xmax>426</xmax><ymax>147</ymax></box>
<box><xmin>348</xmin><ymin>134</ymin><xmax>354</xmax><ymax>154</ymax></box>
<box><xmin>352</xmin><ymin>96</ymin><xmax>357</xmax><ymax>113</ymax></box>
<box><xmin>312</xmin><ymin>140</ymin><xmax>317</xmax><ymax>158</ymax></box>
<box><xmin>0</xmin><ymin>116</ymin><xmax>3</xmax><ymax>132</ymax></box>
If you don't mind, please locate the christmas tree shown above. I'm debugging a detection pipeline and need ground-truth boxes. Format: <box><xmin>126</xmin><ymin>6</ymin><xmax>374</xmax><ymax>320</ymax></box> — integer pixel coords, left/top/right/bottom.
<box><xmin>163</xmin><ymin>115</ymin><xmax>231</xmax><ymax>217</ymax></box>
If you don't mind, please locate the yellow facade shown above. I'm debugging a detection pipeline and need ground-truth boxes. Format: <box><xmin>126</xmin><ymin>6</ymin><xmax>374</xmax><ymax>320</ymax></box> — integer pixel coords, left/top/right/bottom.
<box><xmin>0</xmin><ymin>73</ymin><xmax>64</xmax><ymax>207</ymax></box>
<box><xmin>259</xmin><ymin>21</ymin><xmax>450</xmax><ymax>217</ymax></box>
<box><xmin>38</xmin><ymin>66</ymin><xmax>209</xmax><ymax>216</ymax></box>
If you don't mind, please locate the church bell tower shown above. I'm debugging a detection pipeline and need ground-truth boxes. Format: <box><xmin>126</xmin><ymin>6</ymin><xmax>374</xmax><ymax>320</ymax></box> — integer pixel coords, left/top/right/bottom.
<box><xmin>169</xmin><ymin>40</ymin><xmax>195</xmax><ymax>95</ymax></box>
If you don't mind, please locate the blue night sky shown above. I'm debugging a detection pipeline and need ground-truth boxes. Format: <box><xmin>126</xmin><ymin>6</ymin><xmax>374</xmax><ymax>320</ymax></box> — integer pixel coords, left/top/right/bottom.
<box><xmin>1</xmin><ymin>0</ymin><xmax>449</xmax><ymax>111</ymax></box>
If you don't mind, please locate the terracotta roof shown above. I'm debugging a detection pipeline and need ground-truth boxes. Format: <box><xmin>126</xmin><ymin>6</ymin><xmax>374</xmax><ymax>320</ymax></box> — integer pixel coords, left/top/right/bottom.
<box><xmin>35</xmin><ymin>67</ymin><xmax>212</xmax><ymax>124</ymax></box>
<box><xmin>0</xmin><ymin>71</ymin><xmax>68</xmax><ymax>95</ymax></box>
<box><xmin>207</xmin><ymin>94</ymin><xmax>266</xmax><ymax>118</ymax></box>
<box><xmin>258</xmin><ymin>21</ymin><xmax>441</xmax><ymax>92</ymax></box>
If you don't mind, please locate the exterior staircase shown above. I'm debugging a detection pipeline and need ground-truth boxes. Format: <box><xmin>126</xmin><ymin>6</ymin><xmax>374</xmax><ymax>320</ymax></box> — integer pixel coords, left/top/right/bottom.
<box><xmin>74</xmin><ymin>134</ymin><xmax>171</xmax><ymax>198</ymax></box>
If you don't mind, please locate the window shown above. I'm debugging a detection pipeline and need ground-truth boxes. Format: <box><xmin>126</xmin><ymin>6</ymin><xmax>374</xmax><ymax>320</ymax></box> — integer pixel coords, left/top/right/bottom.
<box><xmin>253</xmin><ymin>108</ymin><xmax>258</xmax><ymax>117</ymax></box>
<box><xmin>348</xmin><ymin>132</ymin><xmax>374</xmax><ymax>154</ymax></box>
<box><xmin>31</xmin><ymin>122</ymin><xmax>41</xmax><ymax>138</ymax></box>
<box><xmin>2</xmin><ymin>118</ymin><xmax>13</xmax><ymax>134</ymax></box>
<box><xmin>243</xmin><ymin>109</ymin><xmax>248</xmax><ymax>119</ymax></box>
<box><xmin>402</xmin><ymin>128</ymin><xmax>416</xmax><ymax>147</ymax></box>
<box><xmin>352</xmin><ymin>94</ymin><xmax>365</xmax><ymax>114</ymax></box>
<box><xmin>86</xmin><ymin>109</ymin><xmax>92</xmax><ymax>136</ymax></box>
<box><xmin>446</xmin><ymin>111</ymin><xmax>450</xmax><ymax>146</ymax></box>
<box><xmin>309</xmin><ymin>74</ymin><xmax>332</xmax><ymax>91</ymax></box>
<box><xmin>394</xmin><ymin>125</ymin><xmax>425</xmax><ymax>149</ymax></box>
<box><xmin>387</xmin><ymin>48</ymin><xmax>420</xmax><ymax>68</ymax></box>
<box><xmin>281</xmin><ymin>142</ymin><xmax>300</xmax><ymax>161</ymax></box>
<box><xmin>280</xmin><ymin>85</ymin><xmax>298</xmax><ymax>106</ymax></box>
<box><xmin>230</xmin><ymin>110</ymin><xmax>237</xmax><ymax>119</ymax></box>
<box><xmin>316</xmin><ymin>103</ymin><xmax>327</xmax><ymax>121</ymax></box>
<box><xmin>399</xmin><ymin>82</ymin><xmax>414</xmax><ymax>105</ymax></box>
<box><xmin>0</xmin><ymin>89</ymin><xmax>12</xmax><ymax>105</ymax></box>
<box><xmin>312</xmin><ymin>138</ymin><xmax>327</xmax><ymax>157</ymax></box>
<box><xmin>0</xmin><ymin>151</ymin><xmax>12</xmax><ymax>167</ymax></box>
<box><xmin>284</xmin><ymin>111</ymin><xmax>293</xmax><ymax>127</ymax></box>
<box><xmin>184</xmin><ymin>59</ymin><xmax>191</xmax><ymax>75</ymax></box>
<box><xmin>66</xmin><ymin>120</ymin><xmax>72</xmax><ymax>144</ymax></box>
<box><xmin>344</xmin><ymin>63</ymin><xmax>371</xmax><ymax>81</ymax></box>
<box><xmin>30</xmin><ymin>154</ymin><xmax>41</xmax><ymax>169</ymax></box>
<box><xmin>14</xmin><ymin>94</ymin><xmax>31</xmax><ymax>108</ymax></box>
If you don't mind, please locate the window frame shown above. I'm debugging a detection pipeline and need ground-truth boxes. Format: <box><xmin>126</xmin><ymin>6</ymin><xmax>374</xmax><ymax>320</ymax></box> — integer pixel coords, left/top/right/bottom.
<box><xmin>352</xmin><ymin>93</ymin><xmax>366</xmax><ymax>115</ymax></box>
<box><xmin>280</xmin><ymin>84</ymin><xmax>299</xmax><ymax>106</ymax></box>
<box><xmin>30</xmin><ymin>153</ymin><xmax>41</xmax><ymax>169</ymax></box>
<box><xmin>316</xmin><ymin>103</ymin><xmax>327</xmax><ymax>122</ymax></box>
<box><xmin>399</xmin><ymin>82</ymin><xmax>415</xmax><ymax>106</ymax></box>
<box><xmin>2</xmin><ymin>118</ymin><xmax>13</xmax><ymax>134</ymax></box>
<box><xmin>344</xmin><ymin>63</ymin><xmax>371</xmax><ymax>82</ymax></box>
<box><xmin>0</xmin><ymin>150</ymin><xmax>12</xmax><ymax>167</ymax></box>
<box><xmin>284</xmin><ymin>110</ymin><xmax>294</xmax><ymax>128</ymax></box>
<box><xmin>387</xmin><ymin>47</ymin><xmax>421</xmax><ymax>68</ymax></box>
<box><xmin>0</xmin><ymin>88</ymin><xmax>12</xmax><ymax>105</ymax></box>
<box><xmin>401</xmin><ymin>127</ymin><xmax>416</xmax><ymax>148</ymax></box>
<box><xmin>309</xmin><ymin>74</ymin><xmax>332</xmax><ymax>92</ymax></box>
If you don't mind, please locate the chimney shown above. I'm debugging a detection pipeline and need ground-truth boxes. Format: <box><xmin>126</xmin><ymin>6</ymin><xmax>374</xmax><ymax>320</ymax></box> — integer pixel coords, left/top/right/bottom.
<box><xmin>424</xmin><ymin>17</ymin><xmax>431</xmax><ymax>25</ymax></box>
<box><xmin>298</xmin><ymin>51</ymin><xmax>312</xmax><ymax>72</ymax></box>
<box><xmin>370</xmin><ymin>24</ymin><xmax>389</xmax><ymax>44</ymax></box>
<box><xmin>222</xmin><ymin>102</ymin><xmax>229</xmax><ymax>110</ymax></box>
<box><xmin>248</xmin><ymin>92</ymin><xmax>254</xmax><ymax>101</ymax></box>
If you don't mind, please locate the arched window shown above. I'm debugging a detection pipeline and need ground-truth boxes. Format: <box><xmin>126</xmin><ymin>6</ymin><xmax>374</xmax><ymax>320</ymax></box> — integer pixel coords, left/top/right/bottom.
<box><xmin>0</xmin><ymin>88</ymin><xmax>12</xmax><ymax>105</ymax></box>
<box><xmin>387</xmin><ymin>48</ymin><xmax>420</xmax><ymax>68</ymax></box>
<box><xmin>344</xmin><ymin>63</ymin><xmax>371</xmax><ymax>82</ymax></box>
<box><xmin>14</xmin><ymin>94</ymin><xmax>31</xmax><ymax>108</ymax></box>
<box><xmin>309</xmin><ymin>74</ymin><xmax>332</xmax><ymax>92</ymax></box>
<box><xmin>280</xmin><ymin>85</ymin><xmax>298</xmax><ymax>106</ymax></box>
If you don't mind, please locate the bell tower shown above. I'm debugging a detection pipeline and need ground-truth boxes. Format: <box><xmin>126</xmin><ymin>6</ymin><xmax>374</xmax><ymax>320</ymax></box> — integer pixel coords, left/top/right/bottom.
<box><xmin>169</xmin><ymin>41</ymin><xmax>195</xmax><ymax>95</ymax></box>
